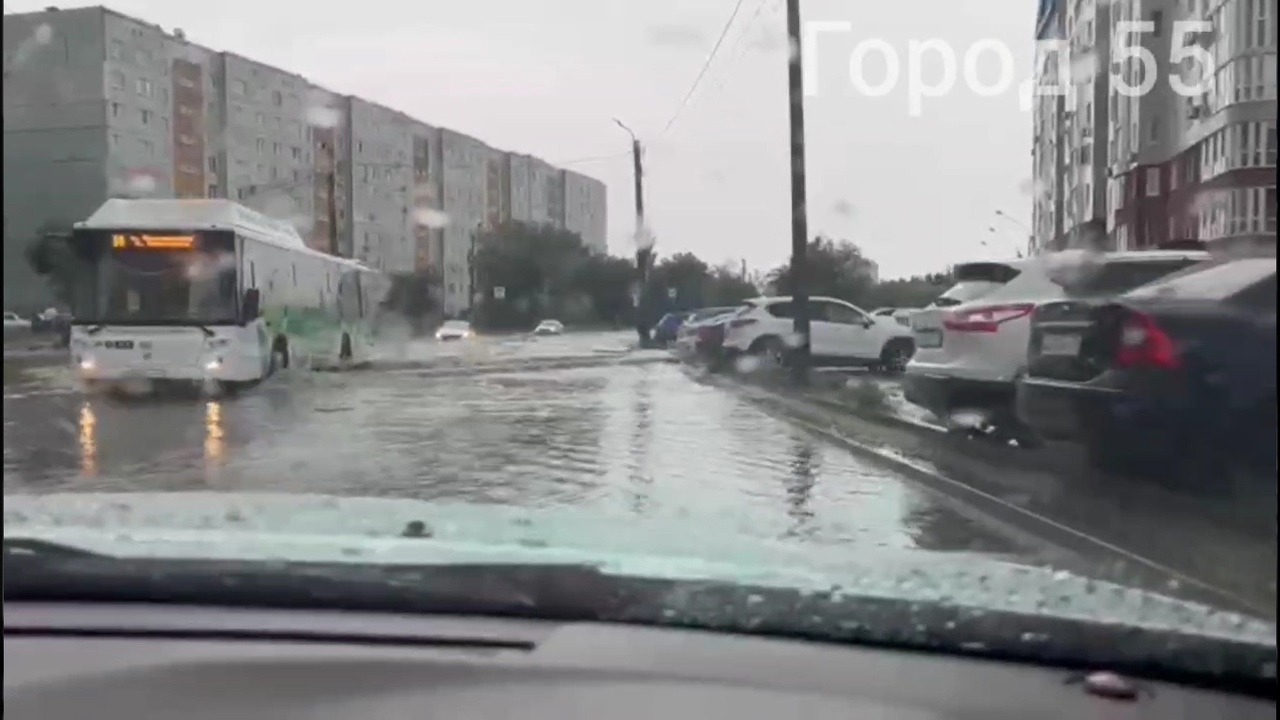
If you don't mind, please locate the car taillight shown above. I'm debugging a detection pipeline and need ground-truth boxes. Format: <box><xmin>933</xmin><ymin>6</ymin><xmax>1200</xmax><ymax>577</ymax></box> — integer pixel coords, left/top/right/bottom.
<box><xmin>1114</xmin><ymin>311</ymin><xmax>1180</xmax><ymax>369</ymax></box>
<box><xmin>728</xmin><ymin>318</ymin><xmax>757</xmax><ymax>329</ymax></box>
<box><xmin>942</xmin><ymin>303</ymin><xmax>1034</xmax><ymax>333</ymax></box>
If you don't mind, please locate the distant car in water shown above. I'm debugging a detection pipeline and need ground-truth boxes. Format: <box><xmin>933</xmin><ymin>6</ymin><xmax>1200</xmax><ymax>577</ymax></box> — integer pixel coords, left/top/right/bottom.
<box><xmin>533</xmin><ymin>319</ymin><xmax>564</xmax><ymax>336</ymax></box>
<box><xmin>435</xmin><ymin>320</ymin><xmax>474</xmax><ymax>342</ymax></box>
<box><xmin>4</xmin><ymin>311</ymin><xmax>32</xmax><ymax>332</ymax></box>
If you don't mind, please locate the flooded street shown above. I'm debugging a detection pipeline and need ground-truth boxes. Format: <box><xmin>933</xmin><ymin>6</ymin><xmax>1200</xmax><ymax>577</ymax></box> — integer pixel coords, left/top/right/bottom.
<box><xmin>4</xmin><ymin>332</ymin><xmax>1274</xmax><ymax>617</ymax></box>
<box><xmin>6</xmin><ymin>355</ymin><xmax>1043</xmax><ymax>562</ymax></box>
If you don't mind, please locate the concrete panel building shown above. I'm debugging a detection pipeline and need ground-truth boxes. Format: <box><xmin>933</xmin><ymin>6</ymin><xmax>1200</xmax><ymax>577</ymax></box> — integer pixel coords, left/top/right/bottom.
<box><xmin>440</xmin><ymin>128</ymin><xmax>492</xmax><ymax>314</ymax></box>
<box><xmin>3</xmin><ymin>5</ymin><xmax>607</xmax><ymax>314</ymax></box>
<box><xmin>563</xmin><ymin>169</ymin><xmax>607</xmax><ymax>253</ymax></box>
<box><xmin>410</xmin><ymin>123</ymin><xmax>444</xmax><ymax>273</ymax></box>
<box><xmin>348</xmin><ymin>98</ymin><xmax>415</xmax><ymax>273</ymax></box>
<box><xmin>1032</xmin><ymin>0</ymin><xmax>1275</xmax><ymax>253</ymax></box>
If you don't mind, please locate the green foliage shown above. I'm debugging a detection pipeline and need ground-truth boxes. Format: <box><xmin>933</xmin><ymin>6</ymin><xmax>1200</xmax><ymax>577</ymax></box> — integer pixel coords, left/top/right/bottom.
<box><xmin>24</xmin><ymin>221</ymin><xmax>76</xmax><ymax>306</ymax></box>
<box><xmin>766</xmin><ymin>236</ymin><xmax>952</xmax><ymax>309</ymax></box>
<box><xmin>472</xmin><ymin>221</ymin><xmax>635</xmax><ymax>330</ymax></box>
<box><xmin>470</xmin><ymin>227</ymin><xmax>951</xmax><ymax>331</ymax></box>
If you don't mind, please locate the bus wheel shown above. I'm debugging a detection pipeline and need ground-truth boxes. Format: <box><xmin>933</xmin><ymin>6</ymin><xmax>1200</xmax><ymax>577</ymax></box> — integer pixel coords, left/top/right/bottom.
<box><xmin>270</xmin><ymin>336</ymin><xmax>290</xmax><ymax>374</ymax></box>
<box><xmin>339</xmin><ymin>333</ymin><xmax>353</xmax><ymax>362</ymax></box>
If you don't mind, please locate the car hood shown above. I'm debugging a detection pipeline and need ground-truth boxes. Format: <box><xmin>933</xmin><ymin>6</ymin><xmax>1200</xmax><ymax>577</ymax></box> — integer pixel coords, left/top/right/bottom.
<box><xmin>4</xmin><ymin>491</ymin><xmax>1274</xmax><ymax>645</ymax></box>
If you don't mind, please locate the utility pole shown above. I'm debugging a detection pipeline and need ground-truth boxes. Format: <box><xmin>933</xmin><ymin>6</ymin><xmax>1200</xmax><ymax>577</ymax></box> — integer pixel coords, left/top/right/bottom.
<box><xmin>785</xmin><ymin>0</ymin><xmax>811</xmax><ymax>384</ymax></box>
<box><xmin>615</xmin><ymin>118</ymin><xmax>651</xmax><ymax>347</ymax></box>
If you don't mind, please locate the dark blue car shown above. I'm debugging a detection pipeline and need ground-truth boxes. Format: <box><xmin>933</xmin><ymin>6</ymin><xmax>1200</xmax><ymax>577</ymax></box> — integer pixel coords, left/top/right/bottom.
<box><xmin>651</xmin><ymin>312</ymin><xmax>691</xmax><ymax>345</ymax></box>
<box><xmin>1016</xmin><ymin>256</ymin><xmax>1276</xmax><ymax>486</ymax></box>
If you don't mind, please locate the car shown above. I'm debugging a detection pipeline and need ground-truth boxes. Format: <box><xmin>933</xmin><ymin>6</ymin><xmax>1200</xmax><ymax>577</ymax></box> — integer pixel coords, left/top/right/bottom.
<box><xmin>4</xmin><ymin>311</ymin><xmax>32</xmax><ymax>331</ymax></box>
<box><xmin>651</xmin><ymin>312</ymin><xmax>692</xmax><ymax>345</ymax></box>
<box><xmin>533</xmin><ymin>319</ymin><xmax>564</xmax><ymax>336</ymax></box>
<box><xmin>673</xmin><ymin>308</ymin><xmax>741</xmax><ymax>365</ymax></box>
<box><xmin>672</xmin><ymin>306</ymin><xmax>739</xmax><ymax>348</ymax></box>
<box><xmin>435</xmin><ymin>319</ymin><xmax>474</xmax><ymax>342</ymax></box>
<box><xmin>903</xmin><ymin>251</ymin><xmax>1206</xmax><ymax>442</ymax></box>
<box><xmin>1016</xmin><ymin>255</ymin><xmax>1276</xmax><ymax>483</ymax></box>
<box><xmin>720</xmin><ymin>296</ymin><xmax>916</xmax><ymax>372</ymax></box>
<box><xmin>871</xmin><ymin>307</ymin><xmax>916</xmax><ymax>327</ymax></box>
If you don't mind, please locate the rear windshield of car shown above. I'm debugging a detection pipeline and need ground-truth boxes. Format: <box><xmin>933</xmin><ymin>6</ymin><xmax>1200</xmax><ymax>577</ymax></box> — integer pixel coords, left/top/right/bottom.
<box><xmin>1064</xmin><ymin>258</ymin><xmax>1202</xmax><ymax>296</ymax></box>
<box><xmin>1125</xmin><ymin>257</ymin><xmax>1277</xmax><ymax>301</ymax></box>
<box><xmin>928</xmin><ymin>262</ymin><xmax>1023</xmax><ymax>307</ymax></box>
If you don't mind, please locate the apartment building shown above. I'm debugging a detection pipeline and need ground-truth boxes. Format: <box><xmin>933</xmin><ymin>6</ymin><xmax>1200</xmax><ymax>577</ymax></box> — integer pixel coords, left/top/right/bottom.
<box><xmin>1031</xmin><ymin>0</ymin><xmax>1276</xmax><ymax>254</ymax></box>
<box><xmin>3</xmin><ymin>5</ymin><xmax>608</xmax><ymax>313</ymax></box>
<box><xmin>1108</xmin><ymin>0</ymin><xmax>1276</xmax><ymax>252</ymax></box>
<box><xmin>564</xmin><ymin>169</ymin><xmax>608</xmax><ymax>254</ymax></box>
<box><xmin>1030</xmin><ymin>0</ymin><xmax>1066</xmax><ymax>253</ymax></box>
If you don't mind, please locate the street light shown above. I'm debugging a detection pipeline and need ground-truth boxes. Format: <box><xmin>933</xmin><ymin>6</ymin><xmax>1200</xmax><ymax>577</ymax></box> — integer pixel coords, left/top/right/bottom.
<box><xmin>994</xmin><ymin>210</ymin><xmax>1034</xmax><ymax>257</ymax></box>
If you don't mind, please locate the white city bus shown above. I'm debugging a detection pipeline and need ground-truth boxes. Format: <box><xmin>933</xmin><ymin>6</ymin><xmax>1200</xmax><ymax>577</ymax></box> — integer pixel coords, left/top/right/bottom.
<box><xmin>66</xmin><ymin>198</ymin><xmax>388</xmax><ymax>390</ymax></box>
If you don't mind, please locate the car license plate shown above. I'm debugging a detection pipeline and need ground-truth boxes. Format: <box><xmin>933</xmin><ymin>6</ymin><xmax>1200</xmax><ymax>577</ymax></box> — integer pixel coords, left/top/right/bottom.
<box><xmin>1041</xmin><ymin>333</ymin><xmax>1081</xmax><ymax>355</ymax></box>
<box><xmin>915</xmin><ymin>329</ymin><xmax>942</xmax><ymax>348</ymax></box>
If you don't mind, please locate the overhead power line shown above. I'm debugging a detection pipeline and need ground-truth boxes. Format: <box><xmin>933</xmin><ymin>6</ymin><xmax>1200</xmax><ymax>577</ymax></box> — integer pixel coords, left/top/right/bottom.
<box><xmin>658</xmin><ymin>0</ymin><xmax>751</xmax><ymax>138</ymax></box>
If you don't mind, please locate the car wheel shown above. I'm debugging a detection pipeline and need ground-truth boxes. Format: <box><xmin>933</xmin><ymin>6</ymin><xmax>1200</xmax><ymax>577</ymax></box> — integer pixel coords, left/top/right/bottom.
<box><xmin>878</xmin><ymin>339</ymin><xmax>913</xmax><ymax>374</ymax></box>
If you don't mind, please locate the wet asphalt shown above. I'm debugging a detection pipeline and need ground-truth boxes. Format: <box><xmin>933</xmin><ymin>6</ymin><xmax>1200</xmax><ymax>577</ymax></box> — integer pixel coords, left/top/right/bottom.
<box><xmin>4</xmin><ymin>330</ymin><xmax>1275</xmax><ymax>620</ymax></box>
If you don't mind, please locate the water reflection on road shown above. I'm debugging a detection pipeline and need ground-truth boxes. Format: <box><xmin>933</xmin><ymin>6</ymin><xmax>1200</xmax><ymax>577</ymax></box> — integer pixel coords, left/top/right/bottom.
<box><xmin>4</xmin><ymin>361</ymin><xmax>1050</xmax><ymax>563</ymax></box>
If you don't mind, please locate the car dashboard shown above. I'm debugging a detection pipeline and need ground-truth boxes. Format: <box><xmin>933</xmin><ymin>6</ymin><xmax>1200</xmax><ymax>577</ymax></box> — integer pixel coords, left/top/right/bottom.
<box><xmin>5</xmin><ymin>603</ymin><xmax>1269</xmax><ymax>719</ymax></box>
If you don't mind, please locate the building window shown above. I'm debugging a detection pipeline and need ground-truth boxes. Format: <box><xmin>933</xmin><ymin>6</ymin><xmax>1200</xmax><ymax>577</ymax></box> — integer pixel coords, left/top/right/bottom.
<box><xmin>109</xmin><ymin>71</ymin><xmax>125</xmax><ymax>90</ymax></box>
<box><xmin>140</xmin><ymin>109</ymin><xmax>151</xmax><ymax>124</ymax></box>
<box><xmin>136</xmin><ymin>78</ymin><xmax>152</xmax><ymax>97</ymax></box>
<box><xmin>1145</xmin><ymin>167</ymin><xmax>1160</xmax><ymax>196</ymax></box>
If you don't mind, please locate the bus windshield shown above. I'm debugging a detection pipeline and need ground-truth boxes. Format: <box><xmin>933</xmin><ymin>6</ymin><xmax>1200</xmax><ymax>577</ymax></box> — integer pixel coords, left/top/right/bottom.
<box><xmin>71</xmin><ymin>230</ymin><xmax>239</xmax><ymax>325</ymax></box>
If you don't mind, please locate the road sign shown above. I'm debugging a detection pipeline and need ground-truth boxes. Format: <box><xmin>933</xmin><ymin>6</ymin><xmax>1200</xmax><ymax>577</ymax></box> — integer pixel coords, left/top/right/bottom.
<box><xmin>667</xmin><ymin>287</ymin><xmax>677</xmax><ymax>299</ymax></box>
<box><xmin>493</xmin><ymin>286</ymin><xmax>505</xmax><ymax>299</ymax></box>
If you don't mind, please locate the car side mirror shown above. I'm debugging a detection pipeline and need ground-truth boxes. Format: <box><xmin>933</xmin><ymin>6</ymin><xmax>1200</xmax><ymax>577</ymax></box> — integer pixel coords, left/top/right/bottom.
<box><xmin>242</xmin><ymin>288</ymin><xmax>261</xmax><ymax>323</ymax></box>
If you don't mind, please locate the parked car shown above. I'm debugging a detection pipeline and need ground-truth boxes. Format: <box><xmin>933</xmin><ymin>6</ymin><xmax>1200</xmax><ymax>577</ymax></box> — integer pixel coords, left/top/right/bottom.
<box><xmin>673</xmin><ymin>308</ymin><xmax>741</xmax><ymax>366</ymax></box>
<box><xmin>672</xmin><ymin>306</ymin><xmax>738</xmax><ymax>347</ymax></box>
<box><xmin>4</xmin><ymin>311</ymin><xmax>32</xmax><ymax>332</ymax></box>
<box><xmin>904</xmin><ymin>251</ymin><xmax>1207</xmax><ymax>442</ymax></box>
<box><xmin>533</xmin><ymin>319</ymin><xmax>564</xmax><ymax>336</ymax></box>
<box><xmin>871</xmin><ymin>307</ymin><xmax>916</xmax><ymax>326</ymax></box>
<box><xmin>721</xmin><ymin>296</ymin><xmax>916</xmax><ymax>372</ymax></box>
<box><xmin>435</xmin><ymin>319</ymin><xmax>474</xmax><ymax>341</ymax></box>
<box><xmin>1016</xmin><ymin>255</ymin><xmax>1276</xmax><ymax>483</ymax></box>
<box><xmin>651</xmin><ymin>312</ymin><xmax>691</xmax><ymax>345</ymax></box>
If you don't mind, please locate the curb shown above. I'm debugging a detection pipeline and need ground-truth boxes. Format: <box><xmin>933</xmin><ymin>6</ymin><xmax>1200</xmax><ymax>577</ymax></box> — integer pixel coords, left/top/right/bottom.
<box><xmin>690</xmin><ymin>366</ymin><xmax>1274</xmax><ymax>619</ymax></box>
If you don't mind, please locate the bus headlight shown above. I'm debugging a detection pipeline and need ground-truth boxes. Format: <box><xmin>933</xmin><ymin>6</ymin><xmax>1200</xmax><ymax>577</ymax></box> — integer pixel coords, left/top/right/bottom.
<box><xmin>77</xmin><ymin>355</ymin><xmax>96</xmax><ymax>371</ymax></box>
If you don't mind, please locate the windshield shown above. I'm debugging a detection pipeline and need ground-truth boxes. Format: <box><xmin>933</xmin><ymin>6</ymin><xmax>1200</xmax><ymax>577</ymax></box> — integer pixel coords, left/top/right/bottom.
<box><xmin>4</xmin><ymin>1</ymin><xmax>1276</xmax><ymax>699</ymax></box>
<box><xmin>69</xmin><ymin>230</ymin><xmax>238</xmax><ymax>325</ymax></box>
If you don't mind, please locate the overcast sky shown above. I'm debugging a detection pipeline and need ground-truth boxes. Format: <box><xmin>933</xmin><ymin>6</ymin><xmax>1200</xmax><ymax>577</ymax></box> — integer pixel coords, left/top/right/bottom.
<box><xmin>6</xmin><ymin>0</ymin><xmax>1037</xmax><ymax>279</ymax></box>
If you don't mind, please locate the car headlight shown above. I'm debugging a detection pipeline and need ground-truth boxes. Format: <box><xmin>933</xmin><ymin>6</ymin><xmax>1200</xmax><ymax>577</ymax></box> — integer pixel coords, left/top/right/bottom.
<box><xmin>77</xmin><ymin>355</ymin><xmax>96</xmax><ymax>370</ymax></box>
<box><xmin>204</xmin><ymin>357</ymin><xmax>223</xmax><ymax>371</ymax></box>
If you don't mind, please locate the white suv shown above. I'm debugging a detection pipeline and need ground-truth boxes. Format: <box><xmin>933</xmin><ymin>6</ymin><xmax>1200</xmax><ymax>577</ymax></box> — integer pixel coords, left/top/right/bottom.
<box><xmin>722</xmin><ymin>296</ymin><xmax>916</xmax><ymax>370</ymax></box>
<box><xmin>903</xmin><ymin>251</ymin><xmax>1207</xmax><ymax>438</ymax></box>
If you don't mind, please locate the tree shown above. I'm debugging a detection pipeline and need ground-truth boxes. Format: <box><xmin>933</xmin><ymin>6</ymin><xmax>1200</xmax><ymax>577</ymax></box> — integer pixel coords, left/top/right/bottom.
<box><xmin>24</xmin><ymin>220</ymin><xmax>76</xmax><ymax>307</ymax></box>
<box><xmin>765</xmin><ymin>236</ymin><xmax>878</xmax><ymax>304</ymax></box>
